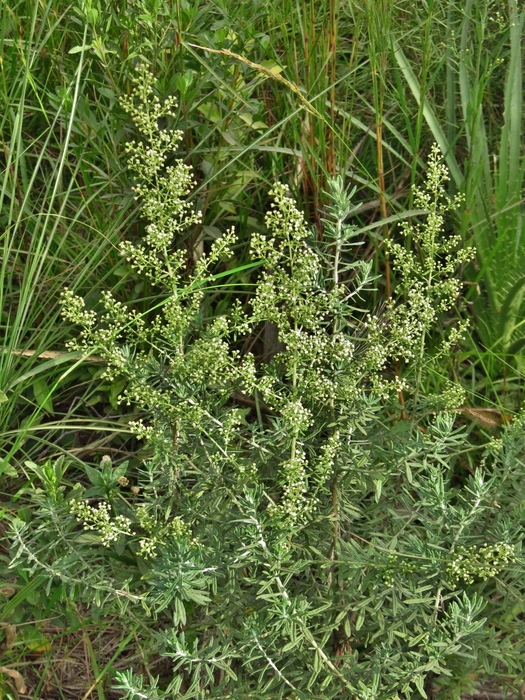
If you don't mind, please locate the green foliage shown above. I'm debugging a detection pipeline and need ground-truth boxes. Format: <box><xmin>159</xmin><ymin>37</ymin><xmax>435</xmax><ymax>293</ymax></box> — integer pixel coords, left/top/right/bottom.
<box><xmin>394</xmin><ymin>0</ymin><xmax>525</xmax><ymax>367</ymax></box>
<box><xmin>0</xmin><ymin>0</ymin><xmax>141</xmax><ymax>479</ymax></box>
<box><xmin>2</xmin><ymin>0</ymin><xmax>524</xmax><ymax>696</ymax></box>
<box><xmin>8</xmin><ymin>68</ymin><xmax>525</xmax><ymax>699</ymax></box>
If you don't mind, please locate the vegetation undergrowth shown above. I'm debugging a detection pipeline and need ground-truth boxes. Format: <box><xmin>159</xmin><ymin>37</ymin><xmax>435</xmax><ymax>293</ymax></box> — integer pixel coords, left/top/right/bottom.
<box><xmin>6</xmin><ymin>68</ymin><xmax>525</xmax><ymax>700</ymax></box>
<box><xmin>1</xmin><ymin>1</ymin><xmax>524</xmax><ymax>698</ymax></box>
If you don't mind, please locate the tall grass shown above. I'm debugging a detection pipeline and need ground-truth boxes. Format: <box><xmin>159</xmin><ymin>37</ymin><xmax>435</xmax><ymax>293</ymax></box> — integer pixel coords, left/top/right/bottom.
<box><xmin>393</xmin><ymin>0</ymin><xmax>525</xmax><ymax>403</ymax></box>
<box><xmin>0</xmin><ymin>1</ymin><xmax>139</xmax><ymax>469</ymax></box>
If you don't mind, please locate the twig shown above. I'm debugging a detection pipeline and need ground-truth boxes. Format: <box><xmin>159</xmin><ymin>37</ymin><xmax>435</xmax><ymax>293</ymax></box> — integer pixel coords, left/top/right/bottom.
<box><xmin>185</xmin><ymin>42</ymin><xmax>323</xmax><ymax>119</ymax></box>
<box><xmin>3</xmin><ymin>348</ymin><xmax>103</xmax><ymax>361</ymax></box>
<box><xmin>460</xmin><ymin>692</ymin><xmax>517</xmax><ymax>700</ymax></box>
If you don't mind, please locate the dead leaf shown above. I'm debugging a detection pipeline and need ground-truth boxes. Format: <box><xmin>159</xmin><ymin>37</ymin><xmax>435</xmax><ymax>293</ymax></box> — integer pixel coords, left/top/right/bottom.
<box><xmin>459</xmin><ymin>407</ymin><xmax>508</xmax><ymax>429</ymax></box>
<box><xmin>0</xmin><ymin>623</ymin><xmax>16</xmax><ymax>649</ymax></box>
<box><xmin>0</xmin><ymin>586</ymin><xmax>16</xmax><ymax>598</ymax></box>
<box><xmin>0</xmin><ymin>667</ymin><xmax>27</xmax><ymax>694</ymax></box>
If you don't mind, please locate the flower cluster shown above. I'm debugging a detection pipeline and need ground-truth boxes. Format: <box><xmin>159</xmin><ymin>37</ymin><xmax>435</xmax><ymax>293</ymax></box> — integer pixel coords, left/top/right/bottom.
<box><xmin>447</xmin><ymin>542</ymin><xmax>516</xmax><ymax>584</ymax></box>
<box><xmin>384</xmin><ymin>143</ymin><xmax>475</xmax><ymax>378</ymax></box>
<box><xmin>136</xmin><ymin>505</ymin><xmax>194</xmax><ymax>559</ymax></box>
<box><xmin>281</xmin><ymin>399</ymin><xmax>313</xmax><ymax>434</ymax></box>
<box><xmin>383</xmin><ymin>553</ymin><xmax>417</xmax><ymax>588</ymax></box>
<box><xmin>119</xmin><ymin>66</ymin><xmax>202</xmax><ymax>280</ymax></box>
<box><xmin>268</xmin><ymin>448</ymin><xmax>312</xmax><ymax>525</ymax></box>
<box><xmin>70</xmin><ymin>501</ymin><xmax>134</xmax><ymax>547</ymax></box>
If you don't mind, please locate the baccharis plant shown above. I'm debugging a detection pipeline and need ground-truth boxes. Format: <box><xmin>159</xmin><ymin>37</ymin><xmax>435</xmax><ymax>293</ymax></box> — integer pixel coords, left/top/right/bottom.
<box><xmin>9</xmin><ymin>67</ymin><xmax>525</xmax><ymax>699</ymax></box>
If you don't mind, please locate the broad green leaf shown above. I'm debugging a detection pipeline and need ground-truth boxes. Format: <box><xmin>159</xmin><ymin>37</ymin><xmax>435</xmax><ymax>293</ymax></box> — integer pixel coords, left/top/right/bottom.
<box><xmin>85</xmin><ymin>464</ymin><xmax>104</xmax><ymax>487</ymax></box>
<box><xmin>32</xmin><ymin>377</ymin><xmax>54</xmax><ymax>414</ymax></box>
<box><xmin>68</xmin><ymin>44</ymin><xmax>92</xmax><ymax>54</ymax></box>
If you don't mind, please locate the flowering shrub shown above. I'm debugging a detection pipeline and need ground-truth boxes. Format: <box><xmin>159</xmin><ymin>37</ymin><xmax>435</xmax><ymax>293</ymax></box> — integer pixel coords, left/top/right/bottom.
<box><xmin>10</xmin><ymin>68</ymin><xmax>525</xmax><ymax>699</ymax></box>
